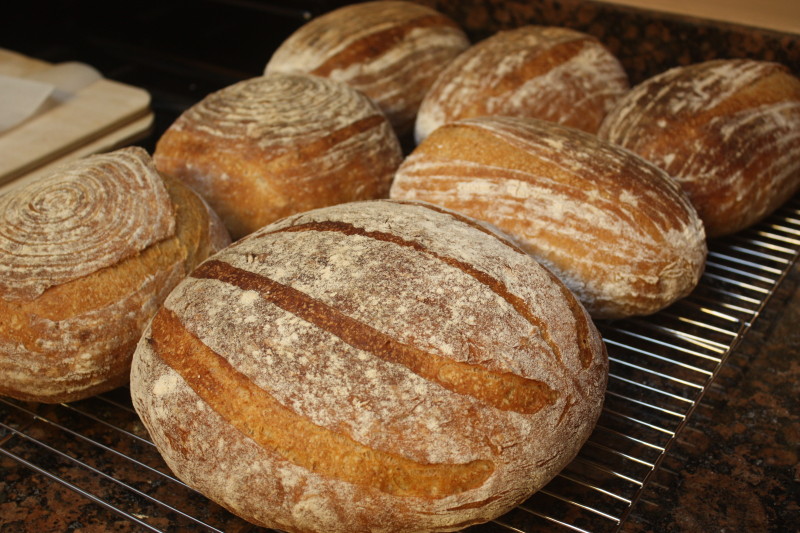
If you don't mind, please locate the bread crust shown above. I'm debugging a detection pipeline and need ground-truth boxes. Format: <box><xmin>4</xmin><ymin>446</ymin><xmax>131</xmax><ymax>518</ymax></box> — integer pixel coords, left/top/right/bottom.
<box><xmin>0</xmin><ymin>147</ymin><xmax>230</xmax><ymax>403</ymax></box>
<box><xmin>154</xmin><ymin>73</ymin><xmax>403</xmax><ymax>240</ymax></box>
<box><xmin>598</xmin><ymin>59</ymin><xmax>800</xmax><ymax>237</ymax></box>
<box><xmin>131</xmin><ymin>200</ymin><xmax>607</xmax><ymax>532</ymax></box>
<box><xmin>265</xmin><ymin>1</ymin><xmax>470</xmax><ymax>137</ymax></box>
<box><xmin>391</xmin><ymin>116</ymin><xmax>707</xmax><ymax>319</ymax></box>
<box><xmin>415</xmin><ymin>25</ymin><xmax>629</xmax><ymax>143</ymax></box>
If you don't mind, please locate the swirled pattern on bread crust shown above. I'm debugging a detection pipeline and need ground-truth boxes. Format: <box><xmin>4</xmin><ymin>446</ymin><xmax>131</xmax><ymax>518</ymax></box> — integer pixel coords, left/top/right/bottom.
<box><xmin>0</xmin><ymin>147</ymin><xmax>231</xmax><ymax>403</ymax></box>
<box><xmin>154</xmin><ymin>73</ymin><xmax>403</xmax><ymax>240</ymax></box>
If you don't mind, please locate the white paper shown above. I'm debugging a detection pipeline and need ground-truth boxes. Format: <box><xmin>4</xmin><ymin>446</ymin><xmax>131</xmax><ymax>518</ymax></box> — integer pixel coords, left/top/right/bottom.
<box><xmin>0</xmin><ymin>74</ymin><xmax>54</xmax><ymax>132</ymax></box>
<box><xmin>0</xmin><ymin>61</ymin><xmax>103</xmax><ymax>133</ymax></box>
<box><xmin>27</xmin><ymin>62</ymin><xmax>102</xmax><ymax>103</ymax></box>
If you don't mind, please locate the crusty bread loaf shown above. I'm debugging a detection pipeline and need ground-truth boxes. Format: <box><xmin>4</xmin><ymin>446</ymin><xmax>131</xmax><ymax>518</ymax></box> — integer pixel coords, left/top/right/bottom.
<box><xmin>130</xmin><ymin>199</ymin><xmax>608</xmax><ymax>533</ymax></box>
<box><xmin>265</xmin><ymin>1</ymin><xmax>470</xmax><ymax>138</ymax></box>
<box><xmin>414</xmin><ymin>25</ymin><xmax>629</xmax><ymax>143</ymax></box>
<box><xmin>391</xmin><ymin>116</ymin><xmax>707</xmax><ymax>319</ymax></box>
<box><xmin>598</xmin><ymin>59</ymin><xmax>800</xmax><ymax>237</ymax></box>
<box><xmin>153</xmin><ymin>73</ymin><xmax>403</xmax><ymax>240</ymax></box>
<box><xmin>0</xmin><ymin>147</ymin><xmax>230</xmax><ymax>403</ymax></box>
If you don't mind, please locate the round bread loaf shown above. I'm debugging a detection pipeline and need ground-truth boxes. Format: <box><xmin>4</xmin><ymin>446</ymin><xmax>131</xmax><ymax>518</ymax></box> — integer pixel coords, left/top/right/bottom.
<box><xmin>390</xmin><ymin>116</ymin><xmax>707</xmax><ymax>319</ymax></box>
<box><xmin>414</xmin><ymin>25</ymin><xmax>629</xmax><ymax>143</ymax></box>
<box><xmin>153</xmin><ymin>73</ymin><xmax>403</xmax><ymax>240</ymax></box>
<box><xmin>598</xmin><ymin>58</ymin><xmax>800</xmax><ymax>237</ymax></box>
<box><xmin>265</xmin><ymin>1</ymin><xmax>470</xmax><ymax>138</ymax></box>
<box><xmin>0</xmin><ymin>147</ymin><xmax>230</xmax><ymax>403</ymax></box>
<box><xmin>130</xmin><ymin>199</ymin><xmax>608</xmax><ymax>533</ymax></box>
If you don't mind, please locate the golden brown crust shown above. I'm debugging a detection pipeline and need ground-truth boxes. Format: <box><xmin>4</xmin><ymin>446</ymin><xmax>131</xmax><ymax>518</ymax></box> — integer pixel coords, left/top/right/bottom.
<box><xmin>309</xmin><ymin>13</ymin><xmax>460</xmax><ymax>78</ymax></box>
<box><xmin>150</xmin><ymin>306</ymin><xmax>495</xmax><ymax>499</ymax></box>
<box><xmin>154</xmin><ymin>73</ymin><xmax>403</xmax><ymax>240</ymax></box>
<box><xmin>391</xmin><ymin>116</ymin><xmax>708</xmax><ymax>319</ymax></box>
<box><xmin>265</xmin><ymin>1</ymin><xmax>470</xmax><ymax>136</ymax></box>
<box><xmin>598</xmin><ymin>59</ymin><xmax>800</xmax><ymax>237</ymax></box>
<box><xmin>193</xmin><ymin>258</ymin><xmax>557</xmax><ymax>414</ymax></box>
<box><xmin>0</xmin><ymin>147</ymin><xmax>176</xmax><ymax>301</ymax></box>
<box><xmin>415</xmin><ymin>25</ymin><xmax>629</xmax><ymax>142</ymax></box>
<box><xmin>130</xmin><ymin>200</ymin><xmax>607</xmax><ymax>532</ymax></box>
<box><xmin>0</xmin><ymin>148</ymin><xmax>231</xmax><ymax>403</ymax></box>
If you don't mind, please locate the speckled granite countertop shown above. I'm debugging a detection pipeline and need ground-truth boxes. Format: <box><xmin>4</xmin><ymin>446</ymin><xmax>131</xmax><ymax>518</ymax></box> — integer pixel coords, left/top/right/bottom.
<box><xmin>623</xmin><ymin>259</ymin><xmax>800</xmax><ymax>532</ymax></box>
<box><xmin>2</xmin><ymin>1</ymin><xmax>799</xmax><ymax>531</ymax></box>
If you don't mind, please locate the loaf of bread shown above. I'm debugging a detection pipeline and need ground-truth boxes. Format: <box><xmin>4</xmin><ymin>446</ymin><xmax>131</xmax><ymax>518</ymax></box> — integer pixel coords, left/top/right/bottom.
<box><xmin>391</xmin><ymin>117</ymin><xmax>707</xmax><ymax>319</ymax></box>
<box><xmin>265</xmin><ymin>1</ymin><xmax>470</xmax><ymax>138</ymax></box>
<box><xmin>130</xmin><ymin>199</ymin><xmax>608</xmax><ymax>533</ymax></box>
<box><xmin>414</xmin><ymin>25</ymin><xmax>629</xmax><ymax>143</ymax></box>
<box><xmin>598</xmin><ymin>59</ymin><xmax>800</xmax><ymax>237</ymax></box>
<box><xmin>0</xmin><ymin>147</ymin><xmax>230</xmax><ymax>403</ymax></box>
<box><xmin>153</xmin><ymin>72</ymin><xmax>403</xmax><ymax>240</ymax></box>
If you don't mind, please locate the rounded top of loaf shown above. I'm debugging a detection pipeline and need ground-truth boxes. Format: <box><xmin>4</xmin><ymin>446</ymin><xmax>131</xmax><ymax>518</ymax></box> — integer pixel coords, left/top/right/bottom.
<box><xmin>600</xmin><ymin>59</ymin><xmax>799</xmax><ymax>130</ymax></box>
<box><xmin>598</xmin><ymin>58</ymin><xmax>800</xmax><ymax>236</ymax></box>
<box><xmin>156</xmin><ymin>72</ymin><xmax>390</xmax><ymax>153</ymax></box>
<box><xmin>392</xmin><ymin>116</ymin><xmax>708</xmax><ymax>319</ymax></box>
<box><xmin>414</xmin><ymin>25</ymin><xmax>629</xmax><ymax>143</ymax></box>
<box><xmin>0</xmin><ymin>146</ymin><xmax>176</xmax><ymax>301</ymax></box>
<box><xmin>265</xmin><ymin>0</ymin><xmax>470</xmax><ymax>137</ymax></box>
<box><xmin>0</xmin><ymin>147</ymin><xmax>231</xmax><ymax>404</ymax></box>
<box><xmin>153</xmin><ymin>72</ymin><xmax>403</xmax><ymax>239</ymax></box>
<box><xmin>131</xmin><ymin>198</ymin><xmax>608</xmax><ymax>531</ymax></box>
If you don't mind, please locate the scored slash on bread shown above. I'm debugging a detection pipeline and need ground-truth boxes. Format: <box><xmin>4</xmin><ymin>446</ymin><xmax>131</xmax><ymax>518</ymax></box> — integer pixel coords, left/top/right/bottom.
<box><xmin>154</xmin><ymin>73</ymin><xmax>403</xmax><ymax>240</ymax></box>
<box><xmin>391</xmin><ymin>116</ymin><xmax>708</xmax><ymax>319</ymax></box>
<box><xmin>131</xmin><ymin>200</ymin><xmax>607</xmax><ymax>533</ymax></box>
<box><xmin>265</xmin><ymin>1</ymin><xmax>471</xmax><ymax>139</ymax></box>
<box><xmin>598</xmin><ymin>58</ymin><xmax>800</xmax><ymax>237</ymax></box>
<box><xmin>414</xmin><ymin>25</ymin><xmax>630</xmax><ymax>144</ymax></box>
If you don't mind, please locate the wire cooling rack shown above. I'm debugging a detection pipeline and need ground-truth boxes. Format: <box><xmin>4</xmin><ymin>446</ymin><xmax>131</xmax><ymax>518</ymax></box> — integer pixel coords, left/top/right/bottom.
<box><xmin>2</xmin><ymin>195</ymin><xmax>799</xmax><ymax>533</ymax></box>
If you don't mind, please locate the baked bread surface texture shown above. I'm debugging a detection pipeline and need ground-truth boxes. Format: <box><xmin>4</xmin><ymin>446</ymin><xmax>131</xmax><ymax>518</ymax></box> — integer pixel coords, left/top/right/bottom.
<box><xmin>265</xmin><ymin>1</ymin><xmax>470</xmax><ymax>137</ymax></box>
<box><xmin>598</xmin><ymin>59</ymin><xmax>800</xmax><ymax>237</ymax></box>
<box><xmin>130</xmin><ymin>199</ymin><xmax>608</xmax><ymax>533</ymax></box>
<box><xmin>414</xmin><ymin>25</ymin><xmax>629</xmax><ymax>143</ymax></box>
<box><xmin>391</xmin><ymin>117</ymin><xmax>707</xmax><ymax>319</ymax></box>
<box><xmin>0</xmin><ymin>147</ymin><xmax>231</xmax><ymax>403</ymax></box>
<box><xmin>154</xmin><ymin>72</ymin><xmax>403</xmax><ymax>240</ymax></box>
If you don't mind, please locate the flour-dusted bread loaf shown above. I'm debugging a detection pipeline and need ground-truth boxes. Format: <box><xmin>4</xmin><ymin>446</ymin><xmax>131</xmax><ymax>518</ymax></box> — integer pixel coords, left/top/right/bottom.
<box><xmin>0</xmin><ymin>147</ymin><xmax>230</xmax><ymax>404</ymax></box>
<box><xmin>130</xmin><ymin>199</ymin><xmax>608</xmax><ymax>533</ymax></box>
<box><xmin>391</xmin><ymin>117</ymin><xmax>707</xmax><ymax>319</ymax></box>
<box><xmin>153</xmin><ymin>73</ymin><xmax>403</xmax><ymax>240</ymax></box>
<box><xmin>598</xmin><ymin>59</ymin><xmax>800</xmax><ymax>237</ymax></box>
<box><xmin>414</xmin><ymin>25</ymin><xmax>629</xmax><ymax>143</ymax></box>
<box><xmin>265</xmin><ymin>1</ymin><xmax>470</xmax><ymax>138</ymax></box>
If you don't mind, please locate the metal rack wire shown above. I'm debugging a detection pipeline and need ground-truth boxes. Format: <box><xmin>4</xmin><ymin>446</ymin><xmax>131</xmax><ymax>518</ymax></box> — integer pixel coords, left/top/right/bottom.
<box><xmin>2</xmin><ymin>195</ymin><xmax>799</xmax><ymax>532</ymax></box>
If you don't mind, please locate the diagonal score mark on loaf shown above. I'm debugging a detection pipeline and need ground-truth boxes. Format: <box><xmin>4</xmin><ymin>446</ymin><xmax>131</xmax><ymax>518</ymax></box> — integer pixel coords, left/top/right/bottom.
<box><xmin>270</xmin><ymin>216</ymin><xmax>597</xmax><ymax>370</ymax></box>
<box><xmin>271</xmin><ymin>220</ymin><xmax>557</xmax><ymax>367</ymax></box>
<box><xmin>309</xmin><ymin>14</ymin><xmax>459</xmax><ymax>78</ymax></box>
<box><xmin>375</xmin><ymin>199</ymin><xmax>603</xmax><ymax>431</ymax></box>
<box><xmin>194</xmin><ymin>258</ymin><xmax>557</xmax><ymax>414</ymax></box>
<box><xmin>150</xmin><ymin>307</ymin><xmax>494</xmax><ymax>498</ymax></box>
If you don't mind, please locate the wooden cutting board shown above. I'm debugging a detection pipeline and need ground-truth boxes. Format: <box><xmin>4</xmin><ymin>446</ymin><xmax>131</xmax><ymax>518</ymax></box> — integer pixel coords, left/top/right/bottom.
<box><xmin>0</xmin><ymin>49</ymin><xmax>153</xmax><ymax>187</ymax></box>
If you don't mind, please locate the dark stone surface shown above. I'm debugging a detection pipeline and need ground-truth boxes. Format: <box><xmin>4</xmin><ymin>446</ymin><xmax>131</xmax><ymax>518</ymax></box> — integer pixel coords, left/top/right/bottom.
<box><xmin>622</xmin><ymin>259</ymin><xmax>800</xmax><ymax>532</ymax></box>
